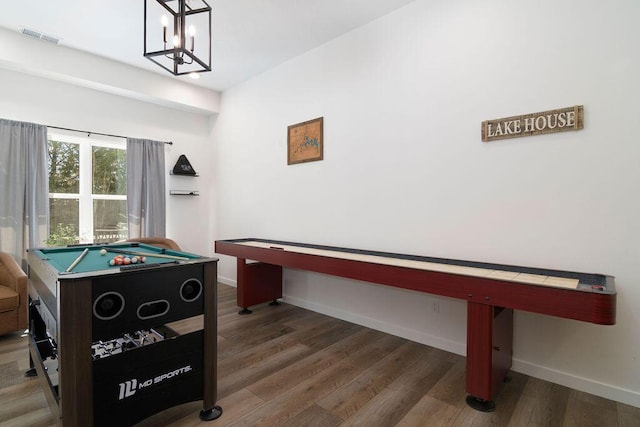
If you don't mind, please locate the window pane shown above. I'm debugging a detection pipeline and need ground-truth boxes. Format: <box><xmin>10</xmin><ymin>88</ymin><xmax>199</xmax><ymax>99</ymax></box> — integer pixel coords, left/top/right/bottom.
<box><xmin>93</xmin><ymin>146</ymin><xmax>126</xmax><ymax>195</ymax></box>
<box><xmin>48</xmin><ymin>141</ymin><xmax>79</xmax><ymax>193</ymax></box>
<box><xmin>93</xmin><ymin>199</ymin><xmax>128</xmax><ymax>243</ymax></box>
<box><xmin>48</xmin><ymin>198</ymin><xmax>79</xmax><ymax>246</ymax></box>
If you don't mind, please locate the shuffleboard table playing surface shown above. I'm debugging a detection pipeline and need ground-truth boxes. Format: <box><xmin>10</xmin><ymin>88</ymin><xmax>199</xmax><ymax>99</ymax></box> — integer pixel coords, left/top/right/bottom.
<box><xmin>233</xmin><ymin>240</ymin><xmax>587</xmax><ymax>289</ymax></box>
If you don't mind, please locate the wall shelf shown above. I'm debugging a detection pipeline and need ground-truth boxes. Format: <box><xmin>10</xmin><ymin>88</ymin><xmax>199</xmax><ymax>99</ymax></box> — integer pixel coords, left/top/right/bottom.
<box><xmin>170</xmin><ymin>190</ymin><xmax>199</xmax><ymax>196</ymax></box>
<box><xmin>170</xmin><ymin>171</ymin><xmax>199</xmax><ymax>177</ymax></box>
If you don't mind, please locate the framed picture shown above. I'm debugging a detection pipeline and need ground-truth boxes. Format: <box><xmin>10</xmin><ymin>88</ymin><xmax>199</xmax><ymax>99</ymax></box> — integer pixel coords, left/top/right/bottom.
<box><xmin>287</xmin><ymin>117</ymin><xmax>323</xmax><ymax>165</ymax></box>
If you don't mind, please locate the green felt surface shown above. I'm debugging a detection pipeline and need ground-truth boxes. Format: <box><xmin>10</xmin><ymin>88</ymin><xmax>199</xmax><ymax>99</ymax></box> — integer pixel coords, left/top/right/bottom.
<box><xmin>30</xmin><ymin>243</ymin><xmax>200</xmax><ymax>274</ymax></box>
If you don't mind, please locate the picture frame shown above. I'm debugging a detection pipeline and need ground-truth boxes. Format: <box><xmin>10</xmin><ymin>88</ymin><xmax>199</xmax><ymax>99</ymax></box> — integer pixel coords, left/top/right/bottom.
<box><xmin>287</xmin><ymin>117</ymin><xmax>323</xmax><ymax>165</ymax></box>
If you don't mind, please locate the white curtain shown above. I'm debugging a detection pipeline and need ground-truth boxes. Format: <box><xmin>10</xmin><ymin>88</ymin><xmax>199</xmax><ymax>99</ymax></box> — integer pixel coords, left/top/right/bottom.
<box><xmin>0</xmin><ymin>119</ymin><xmax>49</xmax><ymax>265</ymax></box>
<box><xmin>126</xmin><ymin>138</ymin><xmax>166</xmax><ymax>238</ymax></box>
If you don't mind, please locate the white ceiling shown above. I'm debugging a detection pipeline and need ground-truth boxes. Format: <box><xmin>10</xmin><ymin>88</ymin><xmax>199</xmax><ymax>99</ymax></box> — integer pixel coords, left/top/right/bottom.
<box><xmin>0</xmin><ymin>0</ymin><xmax>416</xmax><ymax>92</ymax></box>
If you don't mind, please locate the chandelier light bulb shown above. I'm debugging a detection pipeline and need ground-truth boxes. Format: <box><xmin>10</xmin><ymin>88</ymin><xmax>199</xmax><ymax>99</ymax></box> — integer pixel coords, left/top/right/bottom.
<box><xmin>189</xmin><ymin>25</ymin><xmax>196</xmax><ymax>51</ymax></box>
<box><xmin>173</xmin><ymin>34</ymin><xmax>180</xmax><ymax>48</ymax></box>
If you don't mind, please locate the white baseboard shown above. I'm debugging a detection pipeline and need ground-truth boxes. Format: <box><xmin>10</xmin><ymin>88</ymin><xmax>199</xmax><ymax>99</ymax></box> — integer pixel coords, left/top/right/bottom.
<box><xmin>282</xmin><ymin>294</ymin><xmax>467</xmax><ymax>357</ymax></box>
<box><xmin>511</xmin><ymin>359</ymin><xmax>640</xmax><ymax>408</ymax></box>
<box><xmin>218</xmin><ymin>276</ymin><xmax>236</xmax><ymax>287</ymax></box>
<box><xmin>216</xmin><ymin>276</ymin><xmax>639</xmax><ymax>408</ymax></box>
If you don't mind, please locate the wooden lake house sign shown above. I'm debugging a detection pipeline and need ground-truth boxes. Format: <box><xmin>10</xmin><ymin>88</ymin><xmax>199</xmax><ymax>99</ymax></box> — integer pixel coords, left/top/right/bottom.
<box><xmin>482</xmin><ymin>105</ymin><xmax>583</xmax><ymax>142</ymax></box>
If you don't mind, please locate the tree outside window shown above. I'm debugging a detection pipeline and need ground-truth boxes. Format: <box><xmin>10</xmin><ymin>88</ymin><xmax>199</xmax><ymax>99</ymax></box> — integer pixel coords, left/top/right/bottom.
<box><xmin>47</xmin><ymin>133</ymin><xmax>127</xmax><ymax>246</ymax></box>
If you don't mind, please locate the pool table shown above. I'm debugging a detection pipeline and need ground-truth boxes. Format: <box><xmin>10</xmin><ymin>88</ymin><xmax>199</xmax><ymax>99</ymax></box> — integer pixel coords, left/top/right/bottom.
<box><xmin>32</xmin><ymin>242</ymin><xmax>193</xmax><ymax>272</ymax></box>
<box><xmin>27</xmin><ymin>242</ymin><xmax>222</xmax><ymax>426</ymax></box>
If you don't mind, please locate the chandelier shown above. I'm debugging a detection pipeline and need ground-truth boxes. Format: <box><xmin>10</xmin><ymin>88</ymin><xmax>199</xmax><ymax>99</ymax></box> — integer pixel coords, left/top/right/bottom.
<box><xmin>144</xmin><ymin>0</ymin><xmax>212</xmax><ymax>76</ymax></box>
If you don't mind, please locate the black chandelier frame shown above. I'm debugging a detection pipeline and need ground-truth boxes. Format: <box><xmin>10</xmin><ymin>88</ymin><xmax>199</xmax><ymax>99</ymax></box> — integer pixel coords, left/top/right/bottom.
<box><xmin>144</xmin><ymin>0</ymin><xmax>212</xmax><ymax>76</ymax></box>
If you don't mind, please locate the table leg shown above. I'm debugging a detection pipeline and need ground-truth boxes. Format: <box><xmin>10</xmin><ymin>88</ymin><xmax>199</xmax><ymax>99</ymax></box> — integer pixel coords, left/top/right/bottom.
<box><xmin>466</xmin><ymin>302</ymin><xmax>513</xmax><ymax>411</ymax></box>
<box><xmin>236</xmin><ymin>259</ymin><xmax>282</xmax><ymax>314</ymax></box>
<box><xmin>59</xmin><ymin>278</ymin><xmax>93</xmax><ymax>425</ymax></box>
<box><xmin>200</xmin><ymin>262</ymin><xmax>222</xmax><ymax>421</ymax></box>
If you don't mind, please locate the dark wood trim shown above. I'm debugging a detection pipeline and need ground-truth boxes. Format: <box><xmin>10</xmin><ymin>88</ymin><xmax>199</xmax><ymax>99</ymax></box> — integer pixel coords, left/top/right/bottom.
<box><xmin>58</xmin><ymin>278</ymin><xmax>93</xmax><ymax>426</ymax></box>
<box><xmin>202</xmin><ymin>262</ymin><xmax>217</xmax><ymax>410</ymax></box>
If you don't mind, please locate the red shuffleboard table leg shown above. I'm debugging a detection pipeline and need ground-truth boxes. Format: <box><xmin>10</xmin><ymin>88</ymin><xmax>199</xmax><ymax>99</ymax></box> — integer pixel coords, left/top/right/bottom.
<box><xmin>236</xmin><ymin>258</ymin><xmax>283</xmax><ymax>314</ymax></box>
<box><xmin>466</xmin><ymin>302</ymin><xmax>513</xmax><ymax>411</ymax></box>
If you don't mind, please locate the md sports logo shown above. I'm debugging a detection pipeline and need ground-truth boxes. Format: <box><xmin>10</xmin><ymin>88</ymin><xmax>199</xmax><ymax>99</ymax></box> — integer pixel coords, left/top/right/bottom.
<box><xmin>118</xmin><ymin>365</ymin><xmax>192</xmax><ymax>400</ymax></box>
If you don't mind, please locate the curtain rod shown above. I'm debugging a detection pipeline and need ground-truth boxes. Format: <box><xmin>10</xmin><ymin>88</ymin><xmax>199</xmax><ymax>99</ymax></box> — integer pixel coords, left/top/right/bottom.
<box><xmin>46</xmin><ymin>125</ymin><xmax>173</xmax><ymax>145</ymax></box>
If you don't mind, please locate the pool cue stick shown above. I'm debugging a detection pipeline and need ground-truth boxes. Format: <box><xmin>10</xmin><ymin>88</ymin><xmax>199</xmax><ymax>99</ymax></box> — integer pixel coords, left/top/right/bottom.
<box><xmin>66</xmin><ymin>248</ymin><xmax>89</xmax><ymax>272</ymax></box>
<box><xmin>103</xmin><ymin>247</ymin><xmax>190</xmax><ymax>261</ymax></box>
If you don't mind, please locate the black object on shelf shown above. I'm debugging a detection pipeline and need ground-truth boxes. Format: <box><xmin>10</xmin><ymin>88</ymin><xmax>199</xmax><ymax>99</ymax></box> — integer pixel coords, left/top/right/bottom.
<box><xmin>172</xmin><ymin>155</ymin><xmax>197</xmax><ymax>176</ymax></box>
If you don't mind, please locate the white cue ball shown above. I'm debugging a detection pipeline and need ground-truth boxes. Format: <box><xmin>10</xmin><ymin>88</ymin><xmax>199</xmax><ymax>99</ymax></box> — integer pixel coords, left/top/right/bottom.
<box><xmin>100</xmin><ymin>249</ymin><xmax>107</xmax><ymax>256</ymax></box>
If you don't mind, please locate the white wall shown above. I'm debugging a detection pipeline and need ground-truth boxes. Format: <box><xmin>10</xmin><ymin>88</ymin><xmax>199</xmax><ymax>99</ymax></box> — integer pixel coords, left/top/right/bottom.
<box><xmin>0</xmin><ymin>26</ymin><xmax>220</xmax><ymax>115</ymax></box>
<box><xmin>212</xmin><ymin>0</ymin><xmax>640</xmax><ymax>407</ymax></box>
<box><xmin>0</xmin><ymin>67</ymin><xmax>217</xmax><ymax>256</ymax></box>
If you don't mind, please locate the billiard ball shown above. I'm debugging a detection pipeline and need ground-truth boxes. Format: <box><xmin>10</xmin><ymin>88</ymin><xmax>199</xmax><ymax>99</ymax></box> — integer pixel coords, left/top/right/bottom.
<box><xmin>131</xmin><ymin>256</ymin><xmax>138</xmax><ymax>264</ymax></box>
<box><xmin>123</xmin><ymin>257</ymin><xmax>131</xmax><ymax>265</ymax></box>
<box><xmin>100</xmin><ymin>248</ymin><xmax>107</xmax><ymax>256</ymax></box>
<box><xmin>115</xmin><ymin>258</ymin><xmax>123</xmax><ymax>266</ymax></box>
<box><xmin>109</xmin><ymin>258</ymin><xmax>116</xmax><ymax>266</ymax></box>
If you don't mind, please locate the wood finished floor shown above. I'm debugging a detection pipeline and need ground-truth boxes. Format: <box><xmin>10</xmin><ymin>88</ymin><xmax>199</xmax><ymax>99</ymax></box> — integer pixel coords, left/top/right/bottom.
<box><xmin>0</xmin><ymin>283</ymin><xmax>638</xmax><ymax>426</ymax></box>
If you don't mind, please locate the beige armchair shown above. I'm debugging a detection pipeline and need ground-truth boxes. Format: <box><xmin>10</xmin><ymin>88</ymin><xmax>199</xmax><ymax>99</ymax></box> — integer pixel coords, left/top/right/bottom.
<box><xmin>124</xmin><ymin>237</ymin><xmax>182</xmax><ymax>251</ymax></box>
<box><xmin>0</xmin><ymin>252</ymin><xmax>28</xmax><ymax>336</ymax></box>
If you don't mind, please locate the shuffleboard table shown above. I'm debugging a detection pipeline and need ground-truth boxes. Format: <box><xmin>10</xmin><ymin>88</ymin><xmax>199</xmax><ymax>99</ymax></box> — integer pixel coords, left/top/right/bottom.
<box><xmin>27</xmin><ymin>242</ymin><xmax>222</xmax><ymax>426</ymax></box>
<box><xmin>214</xmin><ymin>238</ymin><xmax>616</xmax><ymax>411</ymax></box>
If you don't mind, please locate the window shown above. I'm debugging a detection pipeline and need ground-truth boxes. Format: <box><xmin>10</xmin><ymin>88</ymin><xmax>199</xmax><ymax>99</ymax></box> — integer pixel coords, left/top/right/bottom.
<box><xmin>47</xmin><ymin>132</ymin><xmax>127</xmax><ymax>246</ymax></box>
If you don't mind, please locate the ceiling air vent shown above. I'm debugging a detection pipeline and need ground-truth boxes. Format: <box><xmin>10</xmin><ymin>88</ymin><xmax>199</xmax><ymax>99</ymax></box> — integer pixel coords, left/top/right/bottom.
<box><xmin>19</xmin><ymin>27</ymin><xmax>61</xmax><ymax>45</ymax></box>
